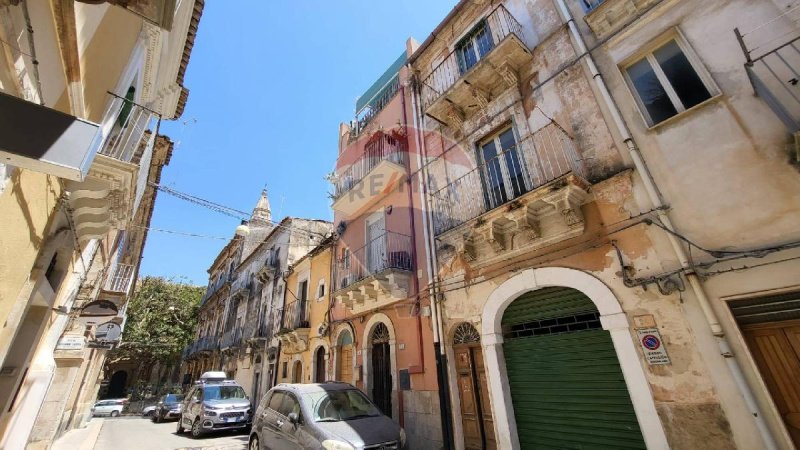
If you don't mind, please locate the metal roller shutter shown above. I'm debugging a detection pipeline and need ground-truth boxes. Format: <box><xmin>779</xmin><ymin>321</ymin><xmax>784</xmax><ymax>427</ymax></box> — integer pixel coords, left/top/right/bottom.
<box><xmin>502</xmin><ymin>287</ymin><xmax>646</xmax><ymax>449</ymax></box>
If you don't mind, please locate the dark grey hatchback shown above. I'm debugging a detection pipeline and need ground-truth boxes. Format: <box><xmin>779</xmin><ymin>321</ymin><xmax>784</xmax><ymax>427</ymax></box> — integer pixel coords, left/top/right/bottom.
<box><xmin>249</xmin><ymin>382</ymin><xmax>405</xmax><ymax>450</ymax></box>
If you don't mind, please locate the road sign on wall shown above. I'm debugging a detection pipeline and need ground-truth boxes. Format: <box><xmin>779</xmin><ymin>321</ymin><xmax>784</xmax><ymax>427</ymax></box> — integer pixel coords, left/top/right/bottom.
<box><xmin>635</xmin><ymin>328</ymin><xmax>671</xmax><ymax>365</ymax></box>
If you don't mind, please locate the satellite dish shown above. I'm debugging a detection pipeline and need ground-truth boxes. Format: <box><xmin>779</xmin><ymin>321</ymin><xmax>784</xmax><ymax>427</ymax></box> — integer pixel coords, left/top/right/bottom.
<box><xmin>95</xmin><ymin>322</ymin><xmax>122</xmax><ymax>342</ymax></box>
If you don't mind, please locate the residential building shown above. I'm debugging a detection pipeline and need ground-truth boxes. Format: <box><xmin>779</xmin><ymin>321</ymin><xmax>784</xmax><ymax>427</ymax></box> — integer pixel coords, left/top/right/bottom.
<box><xmin>0</xmin><ymin>0</ymin><xmax>202</xmax><ymax>448</ymax></box>
<box><xmin>328</xmin><ymin>45</ymin><xmax>443</xmax><ymax>450</ymax></box>
<box><xmin>182</xmin><ymin>190</ymin><xmax>332</xmax><ymax>409</ymax></box>
<box><xmin>407</xmin><ymin>0</ymin><xmax>800</xmax><ymax>449</ymax></box>
<box><xmin>276</xmin><ymin>237</ymin><xmax>333</xmax><ymax>386</ymax></box>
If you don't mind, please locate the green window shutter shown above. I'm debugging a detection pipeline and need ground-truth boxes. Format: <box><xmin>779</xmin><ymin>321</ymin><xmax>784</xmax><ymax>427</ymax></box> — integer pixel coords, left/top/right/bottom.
<box><xmin>117</xmin><ymin>86</ymin><xmax>136</xmax><ymax>127</ymax></box>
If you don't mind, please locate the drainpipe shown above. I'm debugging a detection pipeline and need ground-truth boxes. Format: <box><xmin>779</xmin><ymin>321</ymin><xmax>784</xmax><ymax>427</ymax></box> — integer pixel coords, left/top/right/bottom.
<box><xmin>554</xmin><ymin>1</ymin><xmax>778</xmax><ymax>448</ymax></box>
<box><xmin>410</xmin><ymin>72</ymin><xmax>454</xmax><ymax>449</ymax></box>
<box><xmin>399</xmin><ymin>84</ymin><xmax>426</xmax><ymax>376</ymax></box>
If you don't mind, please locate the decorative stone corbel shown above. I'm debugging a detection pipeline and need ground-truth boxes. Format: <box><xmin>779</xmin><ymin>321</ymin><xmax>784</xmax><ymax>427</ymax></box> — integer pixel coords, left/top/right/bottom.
<box><xmin>496</xmin><ymin>61</ymin><xmax>519</xmax><ymax>88</ymax></box>
<box><xmin>470</xmin><ymin>86</ymin><xmax>490</xmax><ymax>115</ymax></box>
<box><xmin>543</xmin><ymin>184</ymin><xmax>588</xmax><ymax>228</ymax></box>
<box><xmin>504</xmin><ymin>205</ymin><xmax>541</xmax><ymax>240</ymax></box>
<box><xmin>457</xmin><ymin>232</ymin><xmax>478</xmax><ymax>261</ymax></box>
<box><xmin>445</xmin><ymin>103</ymin><xmax>465</xmax><ymax>130</ymax></box>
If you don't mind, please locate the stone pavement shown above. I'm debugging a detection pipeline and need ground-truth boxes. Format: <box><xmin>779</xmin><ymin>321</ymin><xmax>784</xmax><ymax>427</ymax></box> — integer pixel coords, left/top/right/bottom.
<box><xmin>51</xmin><ymin>418</ymin><xmax>104</xmax><ymax>450</ymax></box>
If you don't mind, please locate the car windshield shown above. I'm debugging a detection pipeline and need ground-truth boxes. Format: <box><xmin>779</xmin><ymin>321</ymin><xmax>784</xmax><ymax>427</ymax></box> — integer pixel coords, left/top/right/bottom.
<box><xmin>203</xmin><ymin>385</ymin><xmax>246</xmax><ymax>401</ymax></box>
<box><xmin>165</xmin><ymin>394</ymin><xmax>184</xmax><ymax>403</ymax></box>
<box><xmin>308</xmin><ymin>389</ymin><xmax>382</xmax><ymax>422</ymax></box>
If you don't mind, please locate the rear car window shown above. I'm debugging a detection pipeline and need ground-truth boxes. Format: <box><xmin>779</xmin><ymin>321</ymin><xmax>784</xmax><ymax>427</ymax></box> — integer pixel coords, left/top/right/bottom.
<box><xmin>268</xmin><ymin>392</ymin><xmax>285</xmax><ymax>412</ymax></box>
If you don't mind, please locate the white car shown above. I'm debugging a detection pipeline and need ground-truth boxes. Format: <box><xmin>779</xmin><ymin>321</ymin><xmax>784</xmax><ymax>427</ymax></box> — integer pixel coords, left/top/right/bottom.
<box><xmin>91</xmin><ymin>399</ymin><xmax>126</xmax><ymax>417</ymax></box>
<box><xmin>142</xmin><ymin>405</ymin><xmax>157</xmax><ymax>417</ymax></box>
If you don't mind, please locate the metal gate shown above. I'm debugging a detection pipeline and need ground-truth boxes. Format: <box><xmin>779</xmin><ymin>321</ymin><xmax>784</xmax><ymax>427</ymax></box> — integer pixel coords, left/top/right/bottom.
<box><xmin>371</xmin><ymin>323</ymin><xmax>392</xmax><ymax>416</ymax></box>
<box><xmin>502</xmin><ymin>287</ymin><xmax>646</xmax><ymax>449</ymax></box>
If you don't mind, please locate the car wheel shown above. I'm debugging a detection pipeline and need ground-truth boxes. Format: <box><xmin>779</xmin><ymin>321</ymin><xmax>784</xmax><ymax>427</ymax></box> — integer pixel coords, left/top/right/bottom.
<box><xmin>110</xmin><ymin>410</ymin><xmax>119</xmax><ymax>417</ymax></box>
<box><xmin>248</xmin><ymin>434</ymin><xmax>259</xmax><ymax>450</ymax></box>
<box><xmin>191</xmin><ymin>418</ymin><xmax>204</xmax><ymax>438</ymax></box>
<box><xmin>176</xmin><ymin>418</ymin><xmax>185</xmax><ymax>434</ymax></box>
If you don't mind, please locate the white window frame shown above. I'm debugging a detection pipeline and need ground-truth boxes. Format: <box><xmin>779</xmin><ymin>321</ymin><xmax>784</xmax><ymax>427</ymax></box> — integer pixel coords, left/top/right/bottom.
<box><xmin>620</xmin><ymin>29</ymin><xmax>719</xmax><ymax>128</ymax></box>
<box><xmin>316</xmin><ymin>279</ymin><xmax>326</xmax><ymax>302</ymax></box>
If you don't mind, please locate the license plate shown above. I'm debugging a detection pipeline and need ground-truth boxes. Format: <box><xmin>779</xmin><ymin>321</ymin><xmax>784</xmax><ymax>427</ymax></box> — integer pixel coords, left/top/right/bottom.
<box><xmin>225</xmin><ymin>417</ymin><xmax>238</xmax><ymax>423</ymax></box>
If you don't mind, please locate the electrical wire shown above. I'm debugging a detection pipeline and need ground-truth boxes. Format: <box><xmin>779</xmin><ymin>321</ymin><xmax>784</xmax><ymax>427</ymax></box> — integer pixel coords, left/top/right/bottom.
<box><xmin>149</xmin><ymin>182</ymin><xmax>331</xmax><ymax>240</ymax></box>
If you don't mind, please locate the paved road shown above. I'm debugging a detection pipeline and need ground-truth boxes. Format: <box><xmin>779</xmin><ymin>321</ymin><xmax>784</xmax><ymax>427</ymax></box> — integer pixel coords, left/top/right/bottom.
<box><xmin>92</xmin><ymin>416</ymin><xmax>248</xmax><ymax>450</ymax></box>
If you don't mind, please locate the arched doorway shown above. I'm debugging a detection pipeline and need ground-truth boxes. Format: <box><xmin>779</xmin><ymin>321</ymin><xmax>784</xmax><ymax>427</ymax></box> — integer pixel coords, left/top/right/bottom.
<box><xmin>292</xmin><ymin>360</ymin><xmax>303</xmax><ymax>383</ymax></box>
<box><xmin>314</xmin><ymin>347</ymin><xmax>326</xmax><ymax>383</ymax></box>
<box><xmin>336</xmin><ymin>330</ymin><xmax>354</xmax><ymax>383</ymax></box>
<box><xmin>106</xmin><ymin>370</ymin><xmax>128</xmax><ymax>399</ymax></box>
<box><xmin>453</xmin><ymin>323</ymin><xmax>496</xmax><ymax>450</ymax></box>
<box><xmin>501</xmin><ymin>287</ymin><xmax>646</xmax><ymax>449</ymax></box>
<box><xmin>371</xmin><ymin>323</ymin><xmax>392</xmax><ymax>416</ymax></box>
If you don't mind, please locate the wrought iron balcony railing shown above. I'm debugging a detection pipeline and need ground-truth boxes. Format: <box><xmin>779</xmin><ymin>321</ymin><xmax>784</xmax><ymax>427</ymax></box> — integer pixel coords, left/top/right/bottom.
<box><xmin>420</xmin><ymin>5</ymin><xmax>524</xmax><ymax>111</ymax></box>
<box><xmin>335</xmin><ymin>231</ymin><xmax>413</xmax><ymax>291</ymax></box>
<box><xmin>280</xmin><ymin>300</ymin><xmax>309</xmax><ymax>331</ymax></box>
<box><xmin>98</xmin><ymin>95</ymin><xmax>159</xmax><ymax>165</ymax></box>
<box><xmin>430</xmin><ymin>122</ymin><xmax>586</xmax><ymax>235</ymax></box>
<box><xmin>332</xmin><ymin>133</ymin><xmax>408</xmax><ymax>200</ymax></box>
<box><xmin>103</xmin><ymin>263</ymin><xmax>135</xmax><ymax>294</ymax></box>
<box><xmin>201</xmin><ymin>276</ymin><xmax>231</xmax><ymax>304</ymax></box>
<box><xmin>220</xmin><ymin>327</ymin><xmax>242</xmax><ymax>349</ymax></box>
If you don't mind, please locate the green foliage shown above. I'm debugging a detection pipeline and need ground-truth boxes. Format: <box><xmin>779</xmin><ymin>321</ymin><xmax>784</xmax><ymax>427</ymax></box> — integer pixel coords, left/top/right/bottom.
<box><xmin>108</xmin><ymin>276</ymin><xmax>203</xmax><ymax>366</ymax></box>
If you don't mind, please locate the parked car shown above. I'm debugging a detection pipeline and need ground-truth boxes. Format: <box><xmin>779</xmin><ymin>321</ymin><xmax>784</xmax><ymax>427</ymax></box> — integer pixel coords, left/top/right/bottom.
<box><xmin>177</xmin><ymin>371</ymin><xmax>251</xmax><ymax>438</ymax></box>
<box><xmin>142</xmin><ymin>405</ymin><xmax>157</xmax><ymax>417</ymax></box>
<box><xmin>152</xmin><ymin>393</ymin><xmax>184</xmax><ymax>422</ymax></box>
<box><xmin>248</xmin><ymin>382</ymin><xmax>406</xmax><ymax>450</ymax></box>
<box><xmin>91</xmin><ymin>399</ymin><xmax>126</xmax><ymax>417</ymax></box>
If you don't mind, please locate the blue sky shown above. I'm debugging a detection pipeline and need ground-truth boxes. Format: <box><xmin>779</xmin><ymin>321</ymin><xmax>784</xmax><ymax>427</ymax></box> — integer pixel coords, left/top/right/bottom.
<box><xmin>140</xmin><ymin>1</ymin><xmax>455</xmax><ymax>285</ymax></box>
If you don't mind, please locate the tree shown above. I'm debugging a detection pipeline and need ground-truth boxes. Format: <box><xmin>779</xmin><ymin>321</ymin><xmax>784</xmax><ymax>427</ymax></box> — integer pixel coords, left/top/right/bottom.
<box><xmin>107</xmin><ymin>276</ymin><xmax>203</xmax><ymax>397</ymax></box>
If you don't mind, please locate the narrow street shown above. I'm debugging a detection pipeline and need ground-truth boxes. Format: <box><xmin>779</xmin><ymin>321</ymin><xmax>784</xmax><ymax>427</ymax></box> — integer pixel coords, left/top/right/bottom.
<box><xmin>91</xmin><ymin>417</ymin><xmax>247</xmax><ymax>450</ymax></box>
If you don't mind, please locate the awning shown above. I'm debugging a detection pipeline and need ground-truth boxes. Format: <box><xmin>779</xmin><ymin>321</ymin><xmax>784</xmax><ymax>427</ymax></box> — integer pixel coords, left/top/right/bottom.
<box><xmin>0</xmin><ymin>91</ymin><xmax>100</xmax><ymax>181</ymax></box>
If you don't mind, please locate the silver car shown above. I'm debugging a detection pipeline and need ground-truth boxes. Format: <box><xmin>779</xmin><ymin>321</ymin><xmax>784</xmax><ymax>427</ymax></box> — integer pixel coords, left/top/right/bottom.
<box><xmin>177</xmin><ymin>378</ymin><xmax>251</xmax><ymax>438</ymax></box>
<box><xmin>248</xmin><ymin>382</ymin><xmax>405</xmax><ymax>450</ymax></box>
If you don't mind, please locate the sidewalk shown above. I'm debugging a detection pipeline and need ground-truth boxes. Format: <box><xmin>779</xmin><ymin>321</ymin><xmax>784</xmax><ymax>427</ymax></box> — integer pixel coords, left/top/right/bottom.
<box><xmin>51</xmin><ymin>418</ymin><xmax>104</xmax><ymax>450</ymax></box>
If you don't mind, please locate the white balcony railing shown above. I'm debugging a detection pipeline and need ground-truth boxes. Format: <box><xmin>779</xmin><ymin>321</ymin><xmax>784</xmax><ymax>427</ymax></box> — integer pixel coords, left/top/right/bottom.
<box><xmin>103</xmin><ymin>263</ymin><xmax>135</xmax><ymax>294</ymax></box>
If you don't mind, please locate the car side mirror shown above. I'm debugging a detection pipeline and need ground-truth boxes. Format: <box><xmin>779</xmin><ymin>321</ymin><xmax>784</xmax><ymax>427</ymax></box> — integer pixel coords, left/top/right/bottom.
<box><xmin>287</xmin><ymin>412</ymin><xmax>299</xmax><ymax>425</ymax></box>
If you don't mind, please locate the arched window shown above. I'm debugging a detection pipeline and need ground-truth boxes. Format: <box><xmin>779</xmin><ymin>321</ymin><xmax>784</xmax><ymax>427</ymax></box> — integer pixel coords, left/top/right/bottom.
<box><xmin>453</xmin><ymin>322</ymin><xmax>481</xmax><ymax>344</ymax></box>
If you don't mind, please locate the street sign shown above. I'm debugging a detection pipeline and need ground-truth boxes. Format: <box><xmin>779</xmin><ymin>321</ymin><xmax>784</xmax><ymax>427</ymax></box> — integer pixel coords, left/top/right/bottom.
<box><xmin>636</xmin><ymin>328</ymin><xmax>671</xmax><ymax>365</ymax></box>
<box><xmin>56</xmin><ymin>335</ymin><xmax>84</xmax><ymax>351</ymax></box>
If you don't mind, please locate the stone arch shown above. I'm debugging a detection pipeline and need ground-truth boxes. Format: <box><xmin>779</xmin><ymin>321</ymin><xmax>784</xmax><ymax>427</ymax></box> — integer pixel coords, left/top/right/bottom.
<box><xmin>361</xmin><ymin>313</ymin><xmax>398</xmax><ymax>419</ymax></box>
<box><xmin>331</xmin><ymin>323</ymin><xmax>355</xmax><ymax>384</ymax></box>
<box><xmin>479</xmin><ymin>267</ymin><xmax>669</xmax><ymax>450</ymax></box>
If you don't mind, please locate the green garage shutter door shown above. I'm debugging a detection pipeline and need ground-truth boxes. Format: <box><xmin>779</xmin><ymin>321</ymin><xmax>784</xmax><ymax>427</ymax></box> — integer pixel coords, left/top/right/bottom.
<box><xmin>502</xmin><ymin>287</ymin><xmax>646</xmax><ymax>449</ymax></box>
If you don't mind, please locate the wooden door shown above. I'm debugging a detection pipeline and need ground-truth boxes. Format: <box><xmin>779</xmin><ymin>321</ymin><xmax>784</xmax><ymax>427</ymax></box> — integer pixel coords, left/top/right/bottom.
<box><xmin>455</xmin><ymin>344</ymin><xmax>496</xmax><ymax>450</ymax></box>
<box><xmin>743</xmin><ymin>320</ymin><xmax>800</xmax><ymax>446</ymax></box>
<box><xmin>372</xmin><ymin>341</ymin><xmax>392</xmax><ymax>416</ymax></box>
<box><xmin>315</xmin><ymin>347</ymin><xmax>326</xmax><ymax>383</ymax></box>
<box><xmin>338</xmin><ymin>345</ymin><xmax>353</xmax><ymax>383</ymax></box>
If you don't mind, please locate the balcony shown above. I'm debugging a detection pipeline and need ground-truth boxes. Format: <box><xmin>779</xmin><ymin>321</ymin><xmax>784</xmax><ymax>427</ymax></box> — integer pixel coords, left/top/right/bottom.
<box><xmin>201</xmin><ymin>277</ymin><xmax>231</xmax><ymax>305</ymax></box>
<box><xmin>256</xmin><ymin>251</ymin><xmax>281</xmax><ymax>282</ymax></box>
<box><xmin>277</xmin><ymin>301</ymin><xmax>310</xmax><ymax>354</ymax></box>
<box><xmin>101</xmin><ymin>263</ymin><xmax>135</xmax><ymax>296</ymax></box>
<box><xmin>420</xmin><ymin>5</ymin><xmax>531</xmax><ymax>128</ymax></box>
<box><xmin>332</xmin><ymin>133</ymin><xmax>408</xmax><ymax>216</ymax></box>
<box><xmin>584</xmin><ymin>0</ymin><xmax>659</xmax><ymax>39</ymax></box>
<box><xmin>65</xmin><ymin>95</ymin><xmax>160</xmax><ymax>243</ymax></box>
<box><xmin>220</xmin><ymin>328</ymin><xmax>242</xmax><ymax>350</ymax></box>
<box><xmin>333</xmin><ymin>231</ymin><xmax>413</xmax><ymax>313</ymax></box>
<box><xmin>736</xmin><ymin>12</ymin><xmax>800</xmax><ymax>134</ymax></box>
<box><xmin>431</xmin><ymin>122</ymin><xmax>589</xmax><ymax>266</ymax></box>
<box><xmin>185</xmin><ymin>335</ymin><xmax>218</xmax><ymax>359</ymax></box>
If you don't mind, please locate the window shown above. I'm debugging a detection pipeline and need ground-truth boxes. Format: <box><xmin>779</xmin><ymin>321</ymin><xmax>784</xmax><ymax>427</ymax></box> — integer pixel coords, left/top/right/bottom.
<box><xmin>477</xmin><ymin>127</ymin><xmax>527</xmax><ymax>210</ymax></box>
<box><xmin>623</xmin><ymin>37</ymin><xmax>715</xmax><ymax>126</ymax></box>
<box><xmin>456</xmin><ymin>20</ymin><xmax>494</xmax><ymax>74</ymax></box>
<box><xmin>282</xmin><ymin>361</ymin><xmax>288</xmax><ymax>379</ymax></box>
<box><xmin>268</xmin><ymin>391</ymin><xmax>286</xmax><ymax>412</ymax></box>
<box><xmin>299</xmin><ymin>280</ymin><xmax>308</xmax><ymax>302</ymax></box>
<box><xmin>278</xmin><ymin>393</ymin><xmax>302</xmax><ymax>418</ymax></box>
<box><xmin>580</xmin><ymin>0</ymin><xmax>605</xmax><ymax>13</ymax></box>
<box><xmin>317</xmin><ymin>280</ymin><xmax>326</xmax><ymax>301</ymax></box>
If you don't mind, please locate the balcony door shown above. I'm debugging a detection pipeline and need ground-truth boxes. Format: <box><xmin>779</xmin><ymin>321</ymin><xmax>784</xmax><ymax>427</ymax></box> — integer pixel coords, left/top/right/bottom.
<box><xmin>478</xmin><ymin>127</ymin><xmax>527</xmax><ymax>211</ymax></box>
<box><xmin>366</xmin><ymin>213</ymin><xmax>386</xmax><ymax>274</ymax></box>
<box><xmin>456</xmin><ymin>20</ymin><xmax>494</xmax><ymax>74</ymax></box>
